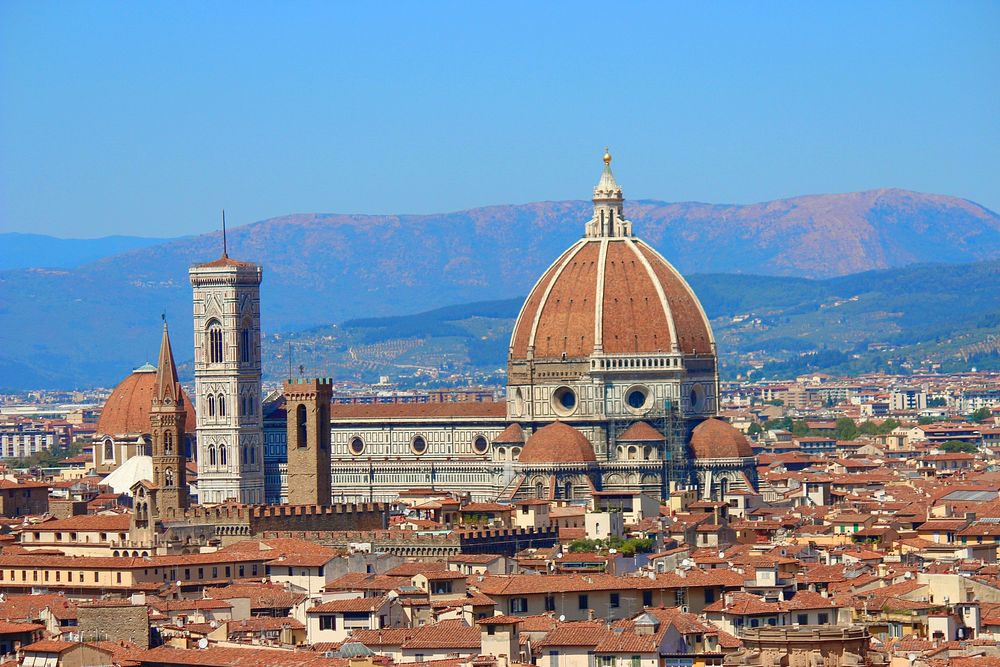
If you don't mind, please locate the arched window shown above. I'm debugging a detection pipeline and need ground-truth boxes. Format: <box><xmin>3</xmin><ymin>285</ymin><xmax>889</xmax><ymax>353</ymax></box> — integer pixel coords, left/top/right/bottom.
<box><xmin>719</xmin><ymin>477</ymin><xmax>730</xmax><ymax>499</ymax></box>
<box><xmin>242</xmin><ymin>446</ymin><xmax>248</xmax><ymax>465</ymax></box>
<box><xmin>207</xmin><ymin>394</ymin><xmax>215</xmax><ymax>417</ymax></box>
<box><xmin>103</xmin><ymin>439</ymin><xmax>114</xmax><ymax>462</ymax></box>
<box><xmin>218</xmin><ymin>394</ymin><xmax>226</xmax><ymax>417</ymax></box>
<box><xmin>220</xmin><ymin>445</ymin><xmax>228</xmax><ymax>466</ymax></box>
<box><xmin>564</xmin><ymin>481</ymin><xmax>573</xmax><ymax>500</ymax></box>
<box><xmin>535</xmin><ymin>481</ymin><xmax>544</xmax><ymax>498</ymax></box>
<box><xmin>296</xmin><ymin>404</ymin><xmax>307</xmax><ymax>448</ymax></box>
<box><xmin>208</xmin><ymin>446</ymin><xmax>216</xmax><ymax>466</ymax></box>
<box><xmin>207</xmin><ymin>321</ymin><xmax>224</xmax><ymax>364</ymax></box>
<box><xmin>240</xmin><ymin>327</ymin><xmax>251</xmax><ymax>363</ymax></box>
<box><xmin>250</xmin><ymin>446</ymin><xmax>256</xmax><ymax>464</ymax></box>
<box><xmin>164</xmin><ymin>431</ymin><xmax>173</xmax><ymax>453</ymax></box>
<box><xmin>165</xmin><ymin>469</ymin><xmax>174</xmax><ymax>487</ymax></box>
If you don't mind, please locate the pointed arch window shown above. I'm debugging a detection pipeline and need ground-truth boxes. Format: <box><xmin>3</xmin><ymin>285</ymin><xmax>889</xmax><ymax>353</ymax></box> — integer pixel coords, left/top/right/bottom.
<box><xmin>250</xmin><ymin>446</ymin><xmax>256</xmax><ymax>464</ymax></box>
<box><xmin>207</xmin><ymin>321</ymin><xmax>224</xmax><ymax>364</ymax></box>
<box><xmin>240</xmin><ymin>327</ymin><xmax>251</xmax><ymax>363</ymax></box>
<box><xmin>164</xmin><ymin>431</ymin><xmax>173</xmax><ymax>454</ymax></box>
<box><xmin>218</xmin><ymin>394</ymin><xmax>226</xmax><ymax>417</ymax></box>
<box><xmin>208</xmin><ymin>446</ymin><xmax>217</xmax><ymax>466</ymax></box>
<box><xmin>219</xmin><ymin>445</ymin><xmax>228</xmax><ymax>466</ymax></box>
<box><xmin>207</xmin><ymin>395</ymin><xmax>215</xmax><ymax>417</ymax></box>
<box><xmin>165</xmin><ymin>468</ymin><xmax>174</xmax><ymax>487</ymax></box>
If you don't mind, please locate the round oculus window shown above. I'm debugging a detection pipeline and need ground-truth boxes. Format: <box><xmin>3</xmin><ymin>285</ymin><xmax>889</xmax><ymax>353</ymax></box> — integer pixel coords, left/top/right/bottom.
<box><xmin>626</xmin><ymin>386</ymin><xmax>649</xmax><ymax>410</ymax></box>
<box><xmin>411</xmin><ymin>435</ymin><xmax>428</xmax><ymax>455</ymax></box>
<box><xmin>348</xmin><ymin>437</ymin><xmax>365</xmax><ymax>456</ymax></box>
<box><xmin>473</xmin><ymin>435</ymin><xmax>489</xmax><ymax>455</ymax></box>
<box><xmin>552</xmin><ymin>386</ymin><xmax>577</xmax><ymax>416</ymax></box>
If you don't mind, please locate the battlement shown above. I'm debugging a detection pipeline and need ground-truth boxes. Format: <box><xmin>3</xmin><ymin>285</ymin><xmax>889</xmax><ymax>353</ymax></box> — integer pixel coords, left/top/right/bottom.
<box><xmin>283</xmin><ymin>378</ymin><xmax>334</xmax><ymax>395</ymax></box>
<box><xmin>158</xmin><ymin>501</ymin><xmax>389</xmax><ymax>538</ymax></box>
<box><xmin>259</xmin><ymin>525</ymin><xmax>558</xmax><ymax>557</ymax></box>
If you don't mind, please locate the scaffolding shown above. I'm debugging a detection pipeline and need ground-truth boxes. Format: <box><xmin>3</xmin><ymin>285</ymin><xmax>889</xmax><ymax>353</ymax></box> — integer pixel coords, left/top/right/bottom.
<box><xmin>607</xmin><ymin>398</ymin><xmax>692</xmax><ymax>500</ymax></box>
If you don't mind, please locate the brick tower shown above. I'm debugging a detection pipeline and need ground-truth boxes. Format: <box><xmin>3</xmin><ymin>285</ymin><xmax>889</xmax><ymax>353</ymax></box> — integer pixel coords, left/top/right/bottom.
<box><xmin>284</xmin><ymin>378</ymin><xmax>333</xmax><ymax>506</ymax></box>
<box><xmin>150</xmin><ymin>319</ymin><xmax>189</xmax><ymax>515</ymax></box>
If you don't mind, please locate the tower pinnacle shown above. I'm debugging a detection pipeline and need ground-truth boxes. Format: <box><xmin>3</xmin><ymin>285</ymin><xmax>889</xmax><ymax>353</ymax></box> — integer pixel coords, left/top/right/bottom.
<box><xmin>586</xmin><ymin>147</ymin><xmax>632</xmax><ymax>238</ymax></box>
<box><xmin>154</xmin><ymin>318</ymin><xmax>181</xmax><ymax>407</ymax></box>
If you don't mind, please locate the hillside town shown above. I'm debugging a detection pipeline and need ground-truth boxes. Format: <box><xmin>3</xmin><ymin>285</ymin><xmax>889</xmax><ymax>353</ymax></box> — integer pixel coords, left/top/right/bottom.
<box><xmin>1</xmin><ymin>154</ymin><xmax>1000</xmax><ymax>667</ymax></box>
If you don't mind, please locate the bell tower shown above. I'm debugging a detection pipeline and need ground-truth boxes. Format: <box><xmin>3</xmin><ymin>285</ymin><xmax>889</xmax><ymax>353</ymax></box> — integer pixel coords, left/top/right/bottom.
<box><xmin>189</xmin><ymin>224</ymin><xmax>265</xmax><ymax>505</ymax></box>
<box><xmin>284</xmin><ymin>378</ymin><xmax>333</xmax><ymax>506</ymax></box>
<box><xmin>150</xmin><ymin>319</ymin><xmax>189</xmax><ymax>515</ymax></box>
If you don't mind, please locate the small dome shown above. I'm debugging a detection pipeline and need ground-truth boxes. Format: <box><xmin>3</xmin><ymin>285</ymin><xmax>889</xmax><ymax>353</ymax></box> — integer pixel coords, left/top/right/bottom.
<box><xmin>494</xmin><ymin>423</ymin><xmax>526</xmax><ymax>444</ymax></box>
<box><xmin>618</xmin><ymin>422</ymin><xmax>663</xmax><ymax>442</ymax></box>
<box><xmin>96</xmin><ymin>366</ymin><xmax>196</xmax><ymax>436</ymax></box>
<box><xmin>690</xmin><ymin>418</ymin><xmax>754</xmax><ymax>459</ymax></box>
<box><xmin>518</xmin><ymin>422</ymin><xmax>596</xmax><ymax>464</ymax></box>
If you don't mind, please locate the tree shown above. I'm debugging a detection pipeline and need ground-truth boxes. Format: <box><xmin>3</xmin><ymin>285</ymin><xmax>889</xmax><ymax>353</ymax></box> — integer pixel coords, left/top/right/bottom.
<box><xmin>747</xmin><ymin>423</ymin><xmax>763</xmax><ymax>438</ymax></box>
<box><xmin>940</xmin><ymin>440</ymin><xmax>978</xmax><ymax>454</ymax></box>
<box><xmin>834</xmin><ymin>418</ymin><xmax>858</xmax><ymax>441</ymax></box>
<box><xmin>918</xmin><ymin>416</ymin><xmax>937</xmax><ymax>425</ymax></box>
<box><xmin>791</xmin><ymin>420</ymin><xmax>812</xmax><ymax>436</ymax></box>
<box><xmin>927</xmin><ymin>397</ymin><xmax>947</xmax><ymax>407</ymax></box>
<box><xmin>971</xmin><ymin>407</ymin><xmax>992</xmax><ymax>423</ymax></box>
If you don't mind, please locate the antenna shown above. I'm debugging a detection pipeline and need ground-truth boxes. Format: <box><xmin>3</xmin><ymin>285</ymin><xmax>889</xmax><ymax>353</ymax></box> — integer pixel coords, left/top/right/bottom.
<box><xmin>287</xmin><ymin>342</ymin><xmax>292</xmax><ymax>381</ymax></box>
<box><xmin>222</xmin><ymin>209</ymin><xmax>228</xmax><ymax>257</ymax></box>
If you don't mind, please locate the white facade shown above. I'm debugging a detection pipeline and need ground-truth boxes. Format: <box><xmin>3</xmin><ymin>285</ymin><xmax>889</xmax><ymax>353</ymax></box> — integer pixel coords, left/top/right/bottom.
<box><xmin>189</xmin><ymin>256</ymin><xmax>265</xmax><ymax>504</ymax></box>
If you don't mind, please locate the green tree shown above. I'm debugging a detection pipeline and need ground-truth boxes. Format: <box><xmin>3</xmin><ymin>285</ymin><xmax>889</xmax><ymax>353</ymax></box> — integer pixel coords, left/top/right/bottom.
<box><xmin>918</xmin><ymin>416</ymin><xmax>936</xmax><ymax>425</ymax></box>
<box><xmin>791</xmin><ymin>420</ymin><xmax>812</xmax><ymax>436</ymax></box>
<box><xmin>940</xmin><ymin>440</ymin><xmax>978</xmax><ymax>454</ymax></box>
<box><xmin>747</xmin><ymin>423</ymin><xmax>763</xmax><ymax>438</ymax></box>
<box><xmin>971</xmin><ymin>407</ymin><xmax>992</xmax><ymax>422</ymax></box>
<box><xmin>834</xmin><ymin>418</ymin><xmax>858</xmax><ymax>441</ymax></box>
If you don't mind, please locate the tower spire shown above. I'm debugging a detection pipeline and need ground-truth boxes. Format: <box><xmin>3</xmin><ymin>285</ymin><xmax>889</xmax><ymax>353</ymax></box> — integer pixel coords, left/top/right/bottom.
<box><xmin>222</xmin><ymin>209</ymin><xmax>228</xmax><ymax>258</ymax></box>
<box><xmin>586</xmin><ymin>147</ymin><xmax>631</xmax><ymax>238</ymax></box>
<box><xmin>155</xmin><ymin>317</ymin><xmax>181</xmax><ymax>406</ymax></box>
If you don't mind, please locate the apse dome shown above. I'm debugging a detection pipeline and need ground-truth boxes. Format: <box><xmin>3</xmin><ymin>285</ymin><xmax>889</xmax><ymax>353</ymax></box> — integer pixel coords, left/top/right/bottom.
<box><xmin>517</xmin><ymin>421</ymin><xmax>597</xmax><ymax>464</ymax></box>
<box><xmin>690</xmin><ymin>418</ymin><xmax>755</xmax><ymax>459</ymax></box>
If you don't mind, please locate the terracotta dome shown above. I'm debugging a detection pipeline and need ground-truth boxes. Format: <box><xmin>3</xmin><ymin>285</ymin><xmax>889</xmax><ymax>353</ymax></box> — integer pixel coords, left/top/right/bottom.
<box><xmin>509</xmin><ymin>154</ymin><xmax>713</xmax><ymax>361</ymax></box>
<box><xmin>690</xmin><ymin>418</ymin><xmax>754</xmax><ymax>459</ymax></box>
<box><xmin>518</xmin><ymin>422</ymin><xmax>597</xmax><ymax>464</ymax></box>
<box><xmin>97</xmin><ymin>365</ymin><xmax>197</xmax><ymax>436</ymax></box>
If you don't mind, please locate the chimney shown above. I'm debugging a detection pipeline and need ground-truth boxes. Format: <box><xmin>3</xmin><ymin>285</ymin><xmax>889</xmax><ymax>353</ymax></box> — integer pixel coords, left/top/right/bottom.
<box><xmin>588</xmin><ymin>609</ymin><xmax>595</xmax><ymax>621</ymax></box>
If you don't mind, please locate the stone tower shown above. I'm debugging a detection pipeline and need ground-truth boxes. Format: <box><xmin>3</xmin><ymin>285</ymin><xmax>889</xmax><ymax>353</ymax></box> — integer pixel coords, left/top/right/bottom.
<box><xmin>189</xmin><ymin>239</ymin><xmax>265</xmax><ymax>505</ymax></box>
<box><xmin>149</xmin><ymin>319</ymin><xmax>189</xmax><ymax>514</ymax></box>
<box><xmin>284</xmin><ymin>378</ymin><xmax>333</xmax><ymax>506</ymax></box>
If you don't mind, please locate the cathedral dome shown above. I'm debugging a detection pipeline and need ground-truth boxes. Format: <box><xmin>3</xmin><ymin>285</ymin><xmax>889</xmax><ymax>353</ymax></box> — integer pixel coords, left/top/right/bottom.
<box><xmin>97</xmin><ymin>364</ymin><xmax>196</xmax><ymax>436</ymax></box>
<box><xmin>690</xmin><ymin>418</ymin><xmax>754</xmax><ymax>459</ymax></box>
<box><xmin>509</xmin><ymin>153</ymin><xmax>714</xmax><ymax>361</ymax></box>
<box><xmin>518</xmin><ymin>421</ymin><xmax>597</xmax><ymax>464</ymax></box>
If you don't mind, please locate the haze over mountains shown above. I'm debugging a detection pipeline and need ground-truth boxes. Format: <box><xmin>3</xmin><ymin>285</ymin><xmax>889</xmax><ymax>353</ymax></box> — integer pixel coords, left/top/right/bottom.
<box><xmin>1</xmin><ymin>188</ymin><xmax>999</xmax><ymax>389</ymax></box>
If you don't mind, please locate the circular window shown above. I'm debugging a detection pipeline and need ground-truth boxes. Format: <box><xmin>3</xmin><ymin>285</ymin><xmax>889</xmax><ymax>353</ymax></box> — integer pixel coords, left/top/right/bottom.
<box><xmin>552</xmin><ymin>386</ymin><xmax>577</xmax><ymax>416</ymax></box>
<box><xmin>411</xmin><ymin>435</ymin><xmax>428</xmax><ymax>455</ymax></box>
<box><xmin>348</xmin><ymin>437</ymin><xmax>365</xmax><ymax>456</ymax></box>
<box><xmin>473</xmin><ymin>435</ymin><xmax>489</xmax><ymax>455</ymax></box>
<box><xmin>625</xmin><ymin>386</ymin><xmax>650</xmax><ymax>411</ymax></box>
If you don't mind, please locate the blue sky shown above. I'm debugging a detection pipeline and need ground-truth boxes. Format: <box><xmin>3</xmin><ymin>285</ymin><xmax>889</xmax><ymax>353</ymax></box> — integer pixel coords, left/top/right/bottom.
<box><xmin>1</xmin><ymin>1</ymin><xmax>998</xmax><ymax>238</ymax></box>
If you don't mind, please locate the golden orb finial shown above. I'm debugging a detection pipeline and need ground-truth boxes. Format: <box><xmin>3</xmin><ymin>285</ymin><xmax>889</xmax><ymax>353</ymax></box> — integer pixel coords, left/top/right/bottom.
<box><xmin>603</xmin><ymin>147</ymin><xmax>612</xmax><ymax>165</ymax></box>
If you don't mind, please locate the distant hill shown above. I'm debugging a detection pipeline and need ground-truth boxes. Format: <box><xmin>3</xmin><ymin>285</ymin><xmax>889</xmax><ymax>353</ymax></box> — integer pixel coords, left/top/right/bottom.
<box><xmin>254</xmin><ymin>260</ymin><xmax>1000</xmax><ymax>385</ymax></box>
<box><xmin>0</xmin><ymin>233</ymin><xmax>176</xmax><ymax>270</ymax></box>
<box><xmin>1</xmin><ymin>189</ymin><xmax>998</xmax><ymax>388</ymax></box>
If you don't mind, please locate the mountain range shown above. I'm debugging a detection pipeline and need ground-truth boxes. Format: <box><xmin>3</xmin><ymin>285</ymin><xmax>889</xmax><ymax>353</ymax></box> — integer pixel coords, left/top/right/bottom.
<box><xmin>1</xmin><ymin>188</ymin><xmax>999</xmax><ymax>389</ymax></box>
<box><xmin>249</xmin><ymin>260</ymin><xmax>1000</xmax><ymax>386</ymax></box>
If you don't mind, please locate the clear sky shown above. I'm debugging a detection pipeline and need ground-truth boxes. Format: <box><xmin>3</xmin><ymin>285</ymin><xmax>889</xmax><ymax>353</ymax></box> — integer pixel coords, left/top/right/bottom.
<box><xmin>1</xmin><ymin>1</ymin><xmax>998</xmax><ymax>238</ymax></box>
